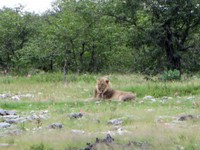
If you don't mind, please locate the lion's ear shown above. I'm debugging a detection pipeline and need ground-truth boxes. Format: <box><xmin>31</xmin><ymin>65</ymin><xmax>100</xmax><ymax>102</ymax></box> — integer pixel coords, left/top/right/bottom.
<box><xmin>105</xmin><ymin>79</ymin><xmax>109</xmax><ymax>84</ymax></box>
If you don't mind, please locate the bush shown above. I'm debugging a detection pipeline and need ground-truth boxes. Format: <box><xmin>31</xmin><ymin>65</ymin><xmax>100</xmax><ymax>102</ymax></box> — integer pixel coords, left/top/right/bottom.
<box><xmin>161</xmin><ymin>69</ymin><xmax>181</xmax><ymax>81</ymax></box>
<box><xmin>30</xmin><ymin>143</ymin><xmax>52</xmax><ymax>150</ymax></box>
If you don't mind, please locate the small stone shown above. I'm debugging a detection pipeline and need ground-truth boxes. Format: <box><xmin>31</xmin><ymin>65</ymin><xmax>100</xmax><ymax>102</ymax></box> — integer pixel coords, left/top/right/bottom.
<box><xmin>0</xmin><ymin>94</ymin><xmax>11</xmax><ymax>99</ymax></box>
<box><xmin>0</xmin><ymin>110</ymin><xmax>6</xmax><ymax>116</ymax></box>
<box><xmin>187</xmin><ymin>97</ymin><xmax>194</xmax><ymax>101</ymax></box>
<box><xmin>5</xmin><ymin>110</ymin><xmax>16</xmax><ymax>115</ymax></box>
<box><xmin>68</xmin><ymin>112</ymin><xmax>83</xmax><ymax>119</ymax></box>
<box><xmin>49</xmin><ymin>123</ymin><xmax>63</xmax><ymax>129</ymax></box>
<box><xmin>150</xmin><ymin>99</ymin><xmax>156</xmax><ymax>102</ymax></box>
<box><xmin>20</xmin><ymin>94</ymin><xmax>34</xmax><ymax>98</ymax></box>
<box><xmin>11</xmin><ymin>95</ymin><xmax>20</xmax><ymax>101</ymax></box>
<box><xmin>178</xmin><ymin>114</ymin><xmax>195</xmax><ymax>121</ymax></box>
<box><xmin>0</xmin><ymin>122</ymin><xmax>11</xmax><ymax>128</ymax></box>
<box><xmin>161</xmin><ymin>96</ymin><xmax>168</xmax><ymax>99</ymax></box>
<box><xmin>108</xmin><ymin>119</ymin><xmax>123</xmax><ymax>125</ymax></box>
<box><xmin>0</xmin><ymin>110</ymin><xmax>17</xmax><ymax>116</ymax></box>
<box><xmin>143</xmin><ymin>96</ymin><xmax>154</xmax><ymax>100</ymax></box>
<box><xmin>103</xmin><ymin>134</ymin><xmax>114</xmax><ymax>143</ymax></box>
<box><xmin>5</xmin><ymin>118</ymin><xmax>24</xmax><ymax>124</ymax></box>
<box><xmin>71</xmin><ymin>129</ymin><xmax>85</xmax><ymax>134</ymax></box>
<box><xmin>147</xmin><ymin>109</ymin><xmax>154</xmax><ymax>112</ymax></box>
<box><xmin>161</xmin><ymin>96</ymin><xmax>173</xmax><ymax>100</ymax></box>
<box><xmin>3</xmin><ymin>115</ymin><xmax>19</xmax><ymax>119</ymax></box>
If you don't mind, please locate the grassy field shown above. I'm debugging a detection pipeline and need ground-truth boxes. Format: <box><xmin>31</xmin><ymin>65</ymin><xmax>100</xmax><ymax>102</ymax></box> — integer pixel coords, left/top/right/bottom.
<box><xmin>0</xmin><ymin>73</ymin><xmax>200</xmax><ymax>150</ymax></box>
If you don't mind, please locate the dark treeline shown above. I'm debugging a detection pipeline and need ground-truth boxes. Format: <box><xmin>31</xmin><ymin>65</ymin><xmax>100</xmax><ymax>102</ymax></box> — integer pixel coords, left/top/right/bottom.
<box><xmin>0</xmin><ymin>0</ymin><xmax>200</xmax><ymax>75</ymax></box>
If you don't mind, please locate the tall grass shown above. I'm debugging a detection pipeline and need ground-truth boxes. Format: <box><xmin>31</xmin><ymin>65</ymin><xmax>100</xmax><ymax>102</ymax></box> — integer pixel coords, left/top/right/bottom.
<box><xmin>0</xmin><ymin>73</ymin><xmax>200</xmax><ymax>98</ymax></box>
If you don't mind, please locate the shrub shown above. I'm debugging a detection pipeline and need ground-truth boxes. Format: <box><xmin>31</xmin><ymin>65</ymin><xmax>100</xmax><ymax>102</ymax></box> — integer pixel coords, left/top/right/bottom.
<box><xmin>30</xmin><ymin>143</ymin><xmax>52</xmax><ymax>150</ymax></box>
<box><xmin>161</xmin><ymin>69</ymin><xmax>181</xmax><ymax>81</ymax></box>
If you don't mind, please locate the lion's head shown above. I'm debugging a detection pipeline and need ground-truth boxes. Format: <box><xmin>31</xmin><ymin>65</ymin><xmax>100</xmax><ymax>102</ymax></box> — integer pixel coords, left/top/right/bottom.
<box><xmin>97</xmin><ymin>78</ymin><xmax>109</xmax><ymax>93</ymax></box>
<box><xmin>96</xmin><ymin>77</ymin><xmax>111</xmax><ymax>95</ymax></box>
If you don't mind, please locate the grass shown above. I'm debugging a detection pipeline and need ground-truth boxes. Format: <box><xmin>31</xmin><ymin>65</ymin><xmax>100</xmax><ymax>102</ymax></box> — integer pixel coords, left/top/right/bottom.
<box><xmin>0</xmin><ymin>73</ymin><xmax>200</xmax><ymax>149</ymax></box>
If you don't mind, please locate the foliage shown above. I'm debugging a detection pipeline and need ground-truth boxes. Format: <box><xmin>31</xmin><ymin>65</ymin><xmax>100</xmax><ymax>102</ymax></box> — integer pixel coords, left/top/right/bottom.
<box><xmin>30</xmin><ymin>143</ymin><xmax>52</xmax><ymax>150</ymax></box>
<box><xmin>0</xmin><ymin>0</ymin><xmax>200</xmax><ymax>75</ymax></box>
<box><xmin>161</xmin><ymin>69</ymin><xmax>181</xmax><ymax>81</ymax></box>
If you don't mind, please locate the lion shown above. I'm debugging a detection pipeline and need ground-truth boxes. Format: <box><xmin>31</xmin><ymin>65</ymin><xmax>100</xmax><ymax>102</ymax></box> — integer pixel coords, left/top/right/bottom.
<box><xmin>93</xmin><ymin>77</ymin><xmax>136</xmax><ymax>101</ymax></box>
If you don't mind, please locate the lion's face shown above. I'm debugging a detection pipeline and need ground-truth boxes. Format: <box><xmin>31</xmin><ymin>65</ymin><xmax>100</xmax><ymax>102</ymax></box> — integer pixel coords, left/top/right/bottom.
<box><xmin>96</xmin><ymin>77</ymin><xmax>109</xmax><ymax>94</ymax></box>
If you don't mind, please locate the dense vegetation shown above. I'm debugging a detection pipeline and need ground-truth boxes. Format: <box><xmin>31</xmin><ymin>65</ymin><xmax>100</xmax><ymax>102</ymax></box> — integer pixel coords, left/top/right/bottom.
<box><xmin>0</xmin><ymin>0</ymin><xmax>200</xmax><ymax>75</ymax></box>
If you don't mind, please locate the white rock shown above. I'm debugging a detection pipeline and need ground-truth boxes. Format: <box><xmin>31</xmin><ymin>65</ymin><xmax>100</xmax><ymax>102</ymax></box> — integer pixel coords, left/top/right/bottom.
<box><xmin>0</xmin><ymin>122</ymin><xmax>11</xmax><ymax>128</ymax></box>
<box><xmin>71</xmin><ymin>130</ymin><xmax>85</xmax><ymax>134</ymax></box>
<box><xmin>11</xmin><ymin>96</ymin><xmax>20</xmax><ymax>101</ymax></box>
<box><xmin>143</xmin><ymin>96</ymin><xmax>154</xmax><ymax>100</ymax></box>
<box><xmin>150</xmin><ymin>99</ymin><xmax>156</xmax><ymax>102</ymax></box>
<box><xmin>187</xmin><ymin>97</ymin><xmax>194</xmax><ymax>100</ymax></box>
<box><xmin>0</xmin><ymin>94</ymin><xmax>11</xmax><ymax>99</ymax></box>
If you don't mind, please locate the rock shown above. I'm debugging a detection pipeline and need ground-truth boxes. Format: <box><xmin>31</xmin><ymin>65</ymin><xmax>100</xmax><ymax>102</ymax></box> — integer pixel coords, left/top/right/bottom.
<box><xmin>150</xmin><ymin>98</ymin><xmax>156</xmax><ymax>102</ymax></box>
<box><xmin>0</xmin><ymin>110</ymin><xmax>16</xmax><ymax>116</ymax></box>
<box><xmin>116</xmin><ymin>128</ymin><xmax>128</xmax><ymax>135</ymax></box>
<box><xmin>0</xmin><ymin>94</ymin><xmax>11</xmax><ymax>99</ymax></box>
<box><xmin>187</xmin><ymin>97</ymin><xmax>194</xmax><ymax>101</ymax></box>
<box><xmin>0</xmin><ymin>93</ymin><xmax>34</xmax><ymax>100</ymax></box>
<box><xmin>82</xmin><ymin>134</ymin><xmax>150</xmax><ymax>150</ymax></box>
<box><xmin>147</xmin><ymin>109</ymin><xmax>154</xmax><ymax>112</ymax></box>
<box><xmin>0</xmin><ymin>143</ymin><xmax>14</xmax><ymax>147</ymax></box>
<box><xmin>161</xmin><ymin>96</ymin><xmax>168</xmax><ymax>99</ymax></box>
<box><xmin>26</xmin><ymin>114</ymin><xmax>47</xmax><ymax>121</ymax></box>
<box><xmin>68</xmin><ymin>112</ymin><xmax>83</xmax><ymax>119</ymax></box>
<box><xmin>0</xmin><ymin>123</ymin><xmax>11</xmax><ymax>128</ymax></box>
<box><xmin>71</xmin><ymin>129</ymin><xmax>85</xmax><ymax>134</ymax></box>
<box><xmin>5</xmin><ymin>110</ymin><xmax>16</xmax><ymax>115</ymax></box>
<box><xmin>161</xmin><ymin>96</ymin><xmax>173</xmax><ymax>100</ymax></box>
<box><xmin>102</xmin><ymin>134</ymin><xmax>114</xmax><ymax>143</ymax></box>
<box><xmin>143</xmin><ymin>96</ymin><xmax>154</xmax><ymax>100</ymax></box>
<box><xmin>143</xmin><ymin>96</ymin><xmax>156</xmax><ymax>103</ymax></box>
<box><xmin>178</xmin><ymin>114</ymin><xmax>195</xmax><ymax>121</ymax></box>
<box><xmin>5</xmin><ymin>118</ymin><xmax>24</xmax><ymax>124</ymax></box>
<box><xmin>108</xmin><ymin>119</ymin><xmax>123</xmax><ymax>125</ymax></box>
<box><xmin>49</xmin><ymin>123</ymin><xmax>63</xmax><ymax>129</ymax></box>
<box><xmin>0</xmin><ymin>110</ymin><xmax>6</xmax><ymax>116</ymax></box>
<box><xmin>19</xmin><ymin>94</ymin><xmax>34</xmax><ymax>98</ymax></box>
<box><xmin>3</xmin><ymin>115</ymin><xmax>19</xmax><ymax>119</ymax></box>
<box><xmin>11</xmin><ymin>95</ymin><xmax>20</xmax><ymax>101</ymax></box>
<box><xmin>83</xmin><ymin>134</ymin><xmax>114</xmax><ymax>150</ymax></box>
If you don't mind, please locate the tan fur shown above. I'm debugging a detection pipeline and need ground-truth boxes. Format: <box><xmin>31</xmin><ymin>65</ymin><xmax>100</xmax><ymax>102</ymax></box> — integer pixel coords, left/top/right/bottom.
<box><xmin>94</xmin><ymin>77</ymin><xmax>136</xmax><ymax>101</ymax></box>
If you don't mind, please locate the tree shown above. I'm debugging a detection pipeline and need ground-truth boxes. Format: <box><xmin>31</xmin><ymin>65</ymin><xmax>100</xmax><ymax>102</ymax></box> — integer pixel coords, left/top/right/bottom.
<box><xmin>105</xmin><ymin>0</ymin><xmax>200</xmax><ymax>73</ymax></box>
<box><xmin>146</xmin><ymin>0</ymin><xmax>200</xmax><ymax>71</ymax></box>
<box><xmin>0</xmin><ymin>7</ymin><xmax>39</xmax><ymax>74</ymax></box>
<box><xmin>0</xmin><ymin>8</ymin><xmax>22</xmax><ymax>72</ymax></box>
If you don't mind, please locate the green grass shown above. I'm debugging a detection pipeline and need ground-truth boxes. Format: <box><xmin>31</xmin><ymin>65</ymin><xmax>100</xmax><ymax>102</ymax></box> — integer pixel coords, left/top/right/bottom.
<box><xmin>0</xmin><ymin>73</ymin><xmax>200</xmax><ymax>150</ymax></box>
<box><xmin>1</xmin><ymin>73</ymin><xmax>200</xmax><ymax>98</ymax></box>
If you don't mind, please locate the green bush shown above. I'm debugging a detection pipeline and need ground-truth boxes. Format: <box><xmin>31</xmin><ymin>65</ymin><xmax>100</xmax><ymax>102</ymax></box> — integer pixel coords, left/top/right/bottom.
<box><xmin>30</xmin><ymin>143</ymin><xmax>52</xmax><ymax>150</ymax></box>
<box><xmin>30</xmin><ymin>143</ymin><xmax>45</xmax><ymax>150</ymax></box>
<box><xmin>162</xmin><ymin>70</ymin><xmax>181</xmax><ymax>81</ymax></box>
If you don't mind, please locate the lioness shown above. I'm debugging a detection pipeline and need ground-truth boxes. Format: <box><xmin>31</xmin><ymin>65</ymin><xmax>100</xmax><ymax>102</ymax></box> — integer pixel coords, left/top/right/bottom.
<box><xmin>93</xmin><ymin>77</ymin><xmax>136</xmax><ymax>101</ymax></box>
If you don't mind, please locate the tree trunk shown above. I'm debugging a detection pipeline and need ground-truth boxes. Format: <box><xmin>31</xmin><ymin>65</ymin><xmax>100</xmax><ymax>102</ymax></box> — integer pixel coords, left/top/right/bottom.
<box><xmin>70</xmin><ymin>39</ymin><xmax>78</xmax><ymax>72</ymax></box>
<box><xmin>79</xmin><ymin>42</ymin><xmax>85</xmax><ymax>73</ymax></box>
<box><xmin>88</xmin><ymin>41</ymin><xmax>96</xmax><ymax>72</ymax></box>
<box><xmin>164</xmin><ymin>23</ymin><xmax>181</xmax><ymax>71</ymax></box>
<box><xmin>63</xmin><ymin>60</ymin><xmax>67</xmax><ymax>85</ymax></box>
